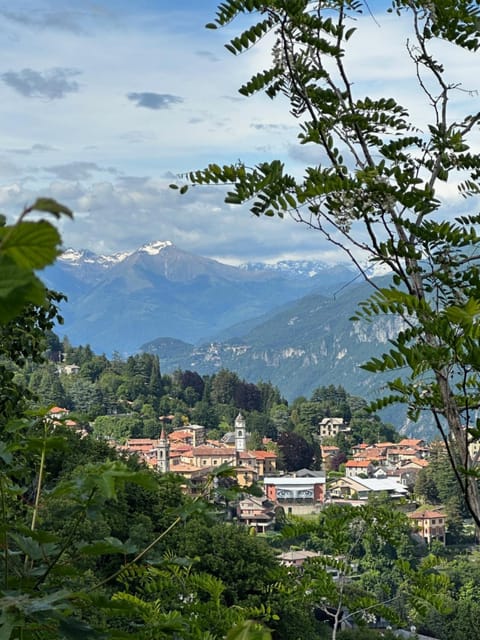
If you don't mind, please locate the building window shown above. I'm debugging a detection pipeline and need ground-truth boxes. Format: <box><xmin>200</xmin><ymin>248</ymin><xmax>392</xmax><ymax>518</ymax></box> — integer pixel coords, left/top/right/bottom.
<box><xmin>213</xmin><ymin>460</ymin><xmax>217</xmax><ymax>465</ymax></box>
<box><xmin>238</xmin><ymin>430</ymin><xmax>243</xmax><ymax>437</ymax></box>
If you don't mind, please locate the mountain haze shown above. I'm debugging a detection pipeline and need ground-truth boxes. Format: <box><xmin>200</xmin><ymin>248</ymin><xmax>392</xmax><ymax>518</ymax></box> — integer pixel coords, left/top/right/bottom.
<box><xmin>44</xmin><ymin>241</ymin><xmax>355</xmax><ymax>354</ymax></box>
<box><xmin>142</xmin><ymin>274</ymin><xmax>401</xmax><ymax>402</ymax></box>
<box><xmin>141</xmin><ymin>277</ymin><xmax>424</xmax><ymax>434</ymax></box>
<box><xmin>45</xmin><ymin>240</ymin><xmax>427</xmax><ymax>433</ymax></box>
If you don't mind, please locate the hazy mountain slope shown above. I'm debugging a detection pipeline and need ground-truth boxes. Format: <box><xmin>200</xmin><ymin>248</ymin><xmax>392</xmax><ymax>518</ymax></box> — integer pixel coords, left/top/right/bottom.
<box><xmin>44</xmin><ymin>242</ymin><xmax>352</xmax><ymax>354</ymax></box>
<box><xmin>142</xmin><ymin>275</ymin><xmax>432</xmax><ymax>434</ymax></box>
<box><xmin>142</xmin><ymin>278</ymin><xmax>392</xmax><ymax>395</ymax></box>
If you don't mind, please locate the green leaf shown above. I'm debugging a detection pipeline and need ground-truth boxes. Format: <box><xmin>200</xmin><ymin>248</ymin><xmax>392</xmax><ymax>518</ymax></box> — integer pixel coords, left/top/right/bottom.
<box><xmin>0</xmin><ymin>609</ymin><xmax>15</xmax><ymax>640</ymax></box>
<box><xmin>58</xmin><ymin>616</ymin><xmax>100</xmax><ymax>640</ymax></box>
<box><xmin>30</xmin><ymin>197</ymin><xmax>73</xmax><ymax>219</ymax></box>
<box><xmin>78</xmin><ymin>537</ymin><xmax>137</xmax><ymax>556</ymax></box>
<box><xmin>226</xmin><ymin>620</ymin><xmax>271</xmax><ymax>640</ymax></box>
<box><xmin>0</xmin><ymin>220</ymin><xmax>61</xmax><ymax>269</ymax></box>
<box><xmin>0</xmin><ymin>255</ymin><xmax>46</xmax><ymax>323</ymax></box>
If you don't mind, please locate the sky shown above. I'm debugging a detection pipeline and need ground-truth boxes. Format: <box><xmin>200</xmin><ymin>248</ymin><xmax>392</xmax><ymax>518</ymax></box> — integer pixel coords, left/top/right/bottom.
<box><xmin>0</xmin><ymin>0</ymin><xmax>478</xmax><ymax>265</ymax></box>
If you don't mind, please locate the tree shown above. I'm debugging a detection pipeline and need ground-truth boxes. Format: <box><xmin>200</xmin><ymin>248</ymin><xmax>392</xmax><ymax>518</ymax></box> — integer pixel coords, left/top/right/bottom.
<box><xmin>283</xmin><ymin>502</ymin><xmax>451</xmax><ymax>639</ymax></box>
<box><xmin>247</xmin><ymin>410</ymin><xmax>277</xmax><ymax>439</ymax></box>
<box><xmin>270</xmin><ymin>403</ymin><xmax>293</xmax><ymax>434</ymax></box>
<box><xmin>277</xmin><ymin>431</ymin><xmax>314</xmax><ymax>471</ymax></box>
<box><xmin>183</xmin><ymin>1</ymin><xmax>480</xmax><ymax>525</ymax></box>
<box><xmin>210</xmin><ymin>369</ymin><xmax>240</xmax><ymax>405</ymax></box>
<box><xmin>180</xmin><ymin>369</ymin><xmax>205</xmax><ymax>398</ymax></box>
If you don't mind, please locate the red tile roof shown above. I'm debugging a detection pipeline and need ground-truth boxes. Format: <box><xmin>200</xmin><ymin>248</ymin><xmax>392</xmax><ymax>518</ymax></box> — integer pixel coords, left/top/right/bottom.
<box><xmin>402</xmin><ymin>458</ymin><xmax>429</xmax><ymax>468</ymax></box>
<box><xmin>251</xmin><ymin>450</ymin><xmax>277</xmax><ymax>459</ymax></box>
<box><xmin>49</xmin><ymin>406</ymin><xmax>69</xmax><ymax>414</ymax></box>
<box><xmin>408</xmin><ymin>509</ymin><xmax>446</xmax><ymax>520</ymax></box>
<box><xmin>192</xmin><ymin>446</ymin><xmax>235</xmax><ymax>456</ymax></box>
<box><xmin>398</xmin><ymin>438</ymin><xmax>424</xmax><ymax>448</ymax></box>
<box><xmin>169</xmin><ymin>431</ymin><xmax>192</xmax><ymax>441</ymax></box>
<box><xmin>345</xmin><ymin>459</ymin><xmax>372</xmax><ymax>467</ymax></box>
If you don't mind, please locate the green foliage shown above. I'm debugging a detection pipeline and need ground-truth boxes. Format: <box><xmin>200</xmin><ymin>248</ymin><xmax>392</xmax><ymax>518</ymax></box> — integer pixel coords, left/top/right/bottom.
<box><xmin>0</xmin><ymin>207</ymin><xmax>279</xmax><ymax>639</ymax></box>
<box><xmin>277</xmin><ymin>431</ymin><xmax>314</xmax><ymax>471</ymax></box>
<box><xmin>0</xmin><ymin>200</ymin><xmax>71</xmax><ymax>324</ymax></box>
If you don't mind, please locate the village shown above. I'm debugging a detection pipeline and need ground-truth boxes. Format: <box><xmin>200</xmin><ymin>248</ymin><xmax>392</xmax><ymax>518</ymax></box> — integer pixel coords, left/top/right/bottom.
<box><xmin>47</xmin><ymin>406</ymin><xmax>452</xmax><ymax>548</ymax></box>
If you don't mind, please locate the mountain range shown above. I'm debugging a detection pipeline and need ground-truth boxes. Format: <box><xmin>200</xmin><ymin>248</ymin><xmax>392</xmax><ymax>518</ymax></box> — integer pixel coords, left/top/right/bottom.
<box><xmin>44</xmin><ymin>240</ymin><xmax>423</xmax><ymax>433</ymax></box>
<box><xmin>44</xmin><ymin>241</ymin><xmax>356</xmax><ymax>355</ymax></box>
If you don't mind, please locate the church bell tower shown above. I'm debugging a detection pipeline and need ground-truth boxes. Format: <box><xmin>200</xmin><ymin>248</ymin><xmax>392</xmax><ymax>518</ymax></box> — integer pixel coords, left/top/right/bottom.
<box><xmin>235</xmin><ymin>412</ymin><xmax>247</xmax><ymax>453</ymax></box>
<box><xmin>157</xmin><ymin>427</ymin><xmax>170</xmax><ymax>473</ymax></box>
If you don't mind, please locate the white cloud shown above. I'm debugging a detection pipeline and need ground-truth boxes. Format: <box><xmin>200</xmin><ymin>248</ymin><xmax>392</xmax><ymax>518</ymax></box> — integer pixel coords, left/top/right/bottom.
<box><xmin>0</xmin><ymin>2</ymin><xmax>477</xmax><ymax>266</ymax></box>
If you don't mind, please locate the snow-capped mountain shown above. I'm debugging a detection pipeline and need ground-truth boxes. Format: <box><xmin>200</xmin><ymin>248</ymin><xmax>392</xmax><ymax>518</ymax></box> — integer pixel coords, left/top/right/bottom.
<box><xmin>59</xmin><ymin>241</ymin><xmax>174</xmax><ymax>266</ymax></box>
<box><xmin>137</xmin><ymin>240</ymin><xmax>173</xmax><ymax>256</ymax></box>
<box><xmin>240</xmin><ymin>259</ymin><xmax>333</xmax><ymax>277</ymax></box>
<box><xmin>46</xmin><ymin>241</ymin><xmax>353</xmax><ymax>354</ymax></box>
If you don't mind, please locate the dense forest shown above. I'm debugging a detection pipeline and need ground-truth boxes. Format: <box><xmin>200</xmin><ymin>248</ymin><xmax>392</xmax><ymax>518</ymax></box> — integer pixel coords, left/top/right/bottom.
<box><xmin>24</xmin><ymin>332</ymin><xmax>399</xmax><ymax>456</ymax></box>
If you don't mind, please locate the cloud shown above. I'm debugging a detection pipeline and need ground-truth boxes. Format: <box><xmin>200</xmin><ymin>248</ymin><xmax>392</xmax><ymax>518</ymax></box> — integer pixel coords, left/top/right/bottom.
<box><xmin>251</xmin><ymin>123</ymin><xmax>293</xmax><ymax>132</ymax></box>
<box><xmin>0</xmin><ymin>6</ymin><xmax>114</xmax><ymax>34</ymax></box>
<box><xmin>1</xmin><ymin>67</ymin><xmax>81</xmax><ymax>99</ymax></box>
<box><xmin>126</xmin><ymin>92</ymin><xmax>183</xmax><ymax>110</ymax></box>
<box><xmin>0</xmin><ymin>157</ymin><xmax>20</xmax><ymax>176</ymax></box>
<box><xmin>7</xmin><ymin>143</ymin><xmax>57</xmax><ymax>155</ymax></box>
<box><xmin>196</xmin><ymin>50</ymin><xmax>220</xmax><ymax>63</ymax></box>
<box><xmin>119</xmin><ymin>130</ymin><xmax>159</xmax><ymax>144</ymax></box>
<box><xmin>44</xmin><ymin>162</ymin><xmax>118</xmax><ymax>181</ymax></box>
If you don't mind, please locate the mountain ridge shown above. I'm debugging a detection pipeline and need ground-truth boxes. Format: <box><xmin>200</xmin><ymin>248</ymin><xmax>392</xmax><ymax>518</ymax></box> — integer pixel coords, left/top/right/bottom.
<box><xmin>45</xmin><ymin>241</ymin><xmax>355</xmax><ymax>355</ymax></box>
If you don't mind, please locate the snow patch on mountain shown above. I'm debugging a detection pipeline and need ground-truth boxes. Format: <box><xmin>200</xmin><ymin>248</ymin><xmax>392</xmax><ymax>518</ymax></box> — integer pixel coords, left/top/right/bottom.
<box><xmin>240</xmin><ymin>259</ymin><xmax>355</xmax><ymax>278</ymax></box>
<box><xmin>59</xmin><ymin>248</ymin><xmax>132</xmax><ymax>268</ymax></box>
<box><xmin>60</xmin><ymin>241</ymin><xmax>174</xmax><ymax>267</ymax></box>
<box><xmin>138</xmin><ymin>240</ymin><xmax>173</xmax><ymax>256</ymax></box>
<box><xmin>60</xmin><ymin>249</ymin><xmax>86</xmax><ymax>263</ymax></box>
<box><xmin>100</xmin><ymin>251</ymin><xmax>132</xmax><ymax>265</ymax></box>
<box><xmin>240</xmin><ymin>260</ymin><xmax>327</xmax><ymax>276</ymax></box>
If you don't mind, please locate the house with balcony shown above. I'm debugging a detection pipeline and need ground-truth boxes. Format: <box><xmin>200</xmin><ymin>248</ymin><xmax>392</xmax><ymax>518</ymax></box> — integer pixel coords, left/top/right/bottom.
<box><xmin>319</xmin><ymin>417</ymin><xmax>350</xmax><ymax>439</ymax></box>
<box><xmin>408</xmin><ymin>508</ymin><xmax>447</xmax><ymax>545</ymax></box>
<box><xmin>344</xmin><ymin>459</ymin><xmax>374</xmax><ymax>478</ymax></box>
<box><xmin>263</xmin><ymin>474</ymin><xmax>326</xmax><ymax>515</ymax></box>
<box><xmin>238</xmin><ymin>450</ymin><xmax>277</xmax><ymax>478</ymax></box>
<box><xmin>236</xmin><ymin>496</ymin><xmax>275</xmax><ymax>532</ymax></box>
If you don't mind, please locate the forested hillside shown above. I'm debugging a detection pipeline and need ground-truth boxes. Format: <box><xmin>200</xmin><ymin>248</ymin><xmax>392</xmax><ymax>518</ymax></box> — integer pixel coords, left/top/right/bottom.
<box><xmin>5</xmin><ymin>326</ymin><xmax>480</xmax><ymax>640</ymax></box>
<box><xmin>25</xmin><ymin>335</ymin><xmax>400</xmax><ymax>449</ymax></box>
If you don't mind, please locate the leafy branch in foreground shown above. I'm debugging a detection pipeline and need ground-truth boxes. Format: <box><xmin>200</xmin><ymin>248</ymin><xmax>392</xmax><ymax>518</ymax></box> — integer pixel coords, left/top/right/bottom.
<box><xmin>0</xmin><ymin>198</ymin><xmax>72</xmax><ymax>324</ymax></box>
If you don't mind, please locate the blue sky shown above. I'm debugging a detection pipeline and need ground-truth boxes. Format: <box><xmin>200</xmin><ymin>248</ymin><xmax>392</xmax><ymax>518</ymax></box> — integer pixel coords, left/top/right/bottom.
<box><xmin>0</xmin><ymin>1</ymin><xmax>478</xmax><ymax>264</ymax></box>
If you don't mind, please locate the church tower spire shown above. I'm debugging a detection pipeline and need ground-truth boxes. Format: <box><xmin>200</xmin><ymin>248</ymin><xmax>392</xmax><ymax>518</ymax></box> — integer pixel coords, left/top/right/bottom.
<box><xmin>156</xmin><ymin>427</ymin><xmax>170</xmax><ymax>473</ymax></box>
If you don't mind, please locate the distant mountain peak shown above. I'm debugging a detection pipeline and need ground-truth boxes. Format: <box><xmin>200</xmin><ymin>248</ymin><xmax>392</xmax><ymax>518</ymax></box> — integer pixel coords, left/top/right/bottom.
<box><xmin>59</xmin><ymin>241</ymin><xmax>175</xmax><ymax>268</ymax></box>
<box><xmin>60</xmin><ymin>248</ymin><xmax>100</xmax><ymax>265</ymax></box>
<box><xmin>59</xmin><ymin>247</ymin><xmax>132</xmax><ymax>267</ymax></box>
<box><xmin>138</xmin><ymin>240</ymin><xmax>173</xmax><ymax>256</ymax></box>
<box><xmin>239</xmin><ymin>259</ymin><xmax>354</xmax><ymax>279</ymax></box>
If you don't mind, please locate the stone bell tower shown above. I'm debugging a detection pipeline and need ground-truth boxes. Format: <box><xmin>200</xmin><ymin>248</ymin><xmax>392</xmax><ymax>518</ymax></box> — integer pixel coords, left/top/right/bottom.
<box><xmin>156</xmin><ymin>427</ymin><xmax>170</xmax><ymax>473</ymax></box>
<box><xmin>234</xmin><ymin>412</ymin><xmax>247</xmax><ymax>453</ymax></box>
